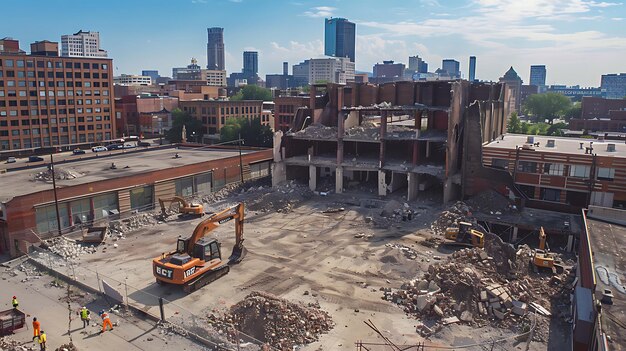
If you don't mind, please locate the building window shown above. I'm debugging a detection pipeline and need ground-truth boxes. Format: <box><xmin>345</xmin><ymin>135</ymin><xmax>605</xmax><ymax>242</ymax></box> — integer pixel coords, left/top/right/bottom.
<box><xmin>597</xmin><ymin>167</ymin><xmax>615</xmax><ymax>181</ymax></box>
<box><xmin>175</xmin><ymin>177</ymin><xmax>194</xmax><ymax>197</ymax></box>
<box><xmin>130</xmin><ymin>186</ymin><xmax>154</xmax><ymax>211</ymax></box>
<box><xmin>543</xmin><ymin>163</ymin><xmax>564</xmax><ymax>176</ymax></box>
<box><xmin>569</xmin><ymin>165</ymin><xmax>590</xmax><ymax>178</ymax></box>
<box><xmin>70</xmin><ymin>198</ymin><xmax>92</xmax><ymax>225</ymax></box>
<box><xmin>541</xmin><ymin>188</ymin><xmax>561</xmax><ymax>202</ymax></box>
<box><xmin>491</xmin><ymin>158</ymin><xmax>508</xmax><ymax>170</ymax></box>
<box><xmin>517</xmin><ymin>161</ymin><xmax>537</xmax><ymax>173</ymax></box>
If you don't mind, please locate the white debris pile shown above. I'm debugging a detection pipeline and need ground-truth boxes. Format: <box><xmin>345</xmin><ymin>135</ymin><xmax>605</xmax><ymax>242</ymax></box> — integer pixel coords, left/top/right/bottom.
<box><xmin>368</xmin><ymin>200</ymin><xmax>418</xmax><ymax>229</ymax></box>
<box><xmin>33</xmin><ymin>167</ymin><xmax>84</xmax><ymax>182</ymax></box>
<box><xmin>0</xmin><ymin>336</ymin><xmax>37</xmax><ymax>350</ymax></box>
<box><xmin>46</xmin><ymin>237</ymin><xmax>97</xmax><ymax>259</ymax></box>
<box><xmin>289</xmin><ymin>124</ymin><xmax>338</xmax><ymax>139</ymax></box>
<box><xmin>245</xmin><ymin>180</ymin><xmax>313</xmax><ymax>214</ymax></box>
<box><xmin>109</xmin><ymin>212</ymin><xmax>159</xmax><ymax>235</ymax></box>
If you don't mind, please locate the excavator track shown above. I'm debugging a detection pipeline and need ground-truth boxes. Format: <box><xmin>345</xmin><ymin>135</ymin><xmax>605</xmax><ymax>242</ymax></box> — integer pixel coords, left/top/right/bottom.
<box><xmin>183</xmin><ymin>265</ymin><xmax>230</xmax><ymax>293</ymax></box>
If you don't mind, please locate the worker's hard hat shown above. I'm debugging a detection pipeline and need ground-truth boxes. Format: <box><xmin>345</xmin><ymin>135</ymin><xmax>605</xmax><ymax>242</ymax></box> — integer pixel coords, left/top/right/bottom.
<box><xmin>12</xmin><ymin>296</ymin><xmax>16</xmax><ymax>299</ymax></box>
<box><xmin>83</xmin><ymin>306</ymin><xmax>87</xmax><ymax>309</ymax></box>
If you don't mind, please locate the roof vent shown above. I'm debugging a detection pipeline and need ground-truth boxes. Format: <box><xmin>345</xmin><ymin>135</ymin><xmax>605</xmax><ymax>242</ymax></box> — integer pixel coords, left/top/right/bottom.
<box><xmin>579</xmin><ymin>142</ymin><xmax>584</xmax><ymax>150</ymax></box>
<box><xmin>601</xmin><ymin>289</ymin><xmax>614</xmax><ymax>304</ymax></box>
<box><xmin>526</xmin><ymin>136</ymin><xmax>535</xmax><ymax>144</ymax></box>
<box><xmin>607</xmin><ymin>144</ymin><xmax>616</xmax><ymax>152</ymax></box>
<box><xmin>546</xmin><ymin>140</ymin><xmax>555</xmax><ymax>147</ymax></box>
<box><xmin>598</xmin><ymin>135</ymin><xmax>605</xmax><ymax>141</ymax></box>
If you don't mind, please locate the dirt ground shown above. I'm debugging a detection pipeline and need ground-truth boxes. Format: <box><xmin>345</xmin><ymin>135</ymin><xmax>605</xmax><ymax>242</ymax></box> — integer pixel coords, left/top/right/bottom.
<box><xmin>31</xmin><ymin>184</ymin><xmax>566</xmax><ymax>350</ymax></box>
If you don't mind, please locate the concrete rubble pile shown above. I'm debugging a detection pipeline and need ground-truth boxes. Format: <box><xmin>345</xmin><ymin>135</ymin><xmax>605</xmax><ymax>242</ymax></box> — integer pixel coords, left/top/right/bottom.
<box><xmin>430</xmin><ymin>201</ymin><xmax>473</xmax><ymax>236</ymax></box>
<box><xmin>33</xmin><ymin>167</ymin><xmax>83</xmax><ymax>182</ymax></box>
<box><xmin>200</xmin><ymin>182</ymin><xmax>246</xmax><ymax>203</ymax></box>
<box><xmin>0</xmin><ymin>336</ymin><xmax>37</xmax><ymax>351</ymax></box>
<box><xmin>46</xmin><ymin>237</ymin><xmax>98</xmax><ymax>259</ymax></box>
<box><xmin>290</xmin><ymin>124</ymin><xmax>337</xmax><ymax>139</ymax></box>
<box><xmin>344</xmin><ymin>125</ymin><xmax>380</xmax><ymax>140</ymax></box>
<box><xmin>370</xmin><ymin>200</ymin><xmax>417</xmax><ymax>228</ymax></box>
<box><xmin>383</xmin><ymin>244</ymin><xmax>574</xmax><ymax>341</ymax></box>
<box><xmin>245</xmin><ymin>181</ymin><xmax>313</xmax><ymax>214</ymax></box>
<box><xmin>466</xmin><ymin>189</ymin><xmax>517</xmax><ymax>215</ymax></box>
<box><xmin>11</xmin><ymin>263</ymin><xmax>42</xmax><ymax>283</ymax></box>
<box><xmin>211</xmin><ymin>291</ymin><xmax>334</xmax><ymax>350</ymax></box>
<box><xmin>109</xmin><ymin>213</ymin><xmax>159</xmax><ymax>235</ymax></box>
<box><xmin>55</xmin><ymin>343</ymin><xmax>79</xmax><ymax>351</ymax></box>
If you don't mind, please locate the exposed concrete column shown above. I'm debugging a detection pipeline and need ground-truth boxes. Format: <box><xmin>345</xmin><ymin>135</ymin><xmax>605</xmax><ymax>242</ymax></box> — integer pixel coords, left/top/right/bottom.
<box><xmin>412</xmin><ymin>141</ymin><xmax>418</xmax><ymax>165</ymax></box>
<box><xmin>335</xmin><ymin>166</ymin><xmax>343</xmax><ymax>194</ymax></box>
<box><xmin>511</xmin><ymin>226</ymin><xmax>519</xmax><ymax>242</ymax></box>
<box><xmin>426</xmin><ymin>141</ymin><xmax>431</xmax><ymax>158</ymax></box>
<box><xmin>309</xmin><ymin>165</ymin><xmax>316</xmax><ymax>191</ymax></box>
<box><xmin>566</xmin><ymin>234</ymin><xmax>574</xmax><ymax>252</ymax></box>
<box><xmin>271</xmin><ymin>162</ymin><xmax>286</xmax><ymax>187</ymax></box>
<box><xmin>407</xmin><ymin>173</ymin><xmax>418</xmax><ymax>201</ymax></box>
<box><xmin>378</xmin><ymin>170</ymin><xmax>387</xmax><ymax>196</ymax></box>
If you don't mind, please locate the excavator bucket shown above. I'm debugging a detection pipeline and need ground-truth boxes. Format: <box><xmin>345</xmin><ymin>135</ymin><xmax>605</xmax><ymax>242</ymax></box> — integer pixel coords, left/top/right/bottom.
<box><xmin>228</xmin><ymin>244</ymin><xmax>247</xmax><ymax>264</ymax></box>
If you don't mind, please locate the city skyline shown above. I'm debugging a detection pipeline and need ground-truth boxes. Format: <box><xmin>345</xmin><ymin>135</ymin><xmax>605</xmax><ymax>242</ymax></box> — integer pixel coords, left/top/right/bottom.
<box><xmin>2</xmin><ymin>0</ymin><xmax>625</xmax><ymax>86</ymax></box>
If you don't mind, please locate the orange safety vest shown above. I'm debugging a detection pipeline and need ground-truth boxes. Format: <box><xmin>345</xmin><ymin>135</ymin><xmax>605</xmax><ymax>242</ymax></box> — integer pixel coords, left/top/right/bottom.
<box><xmin>101</xmin><ymin>312</ymin><xmax>110</xmax><ymax>320</ymax></box>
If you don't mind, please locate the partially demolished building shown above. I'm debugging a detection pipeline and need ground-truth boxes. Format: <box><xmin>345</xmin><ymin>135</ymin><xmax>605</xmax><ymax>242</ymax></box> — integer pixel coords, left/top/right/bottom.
<box><xmin>272</xmin><ymin>81</ymin><xmax>509</xmax><ymax>202</ymax></box>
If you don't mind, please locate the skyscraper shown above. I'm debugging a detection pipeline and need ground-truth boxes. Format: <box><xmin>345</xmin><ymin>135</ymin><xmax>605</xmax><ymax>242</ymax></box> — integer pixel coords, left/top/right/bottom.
<box><xmin>243</xmin><ymin>51</ymin><xmax>258</xmax><ymax>76</ymax></box>
<box><xmin>601</xmin><ymin>73</ymin><xmax>626</xmax><ymax>99</ymax></box>
<box><xmin>206</xmin><ymin>27</ymin><xmax>225</xmax><ymax>70</ymax></box>
<box><xmin>61</xmin><ymin>30</ymin><xmax>107</xmax><ymax>57</ymax></box>
<box><xmin>469</xmin><ymin>56</ymin><xmax>476</xmax><ymax>82</ymax></box>
<box><xmin>324</xmin><ymin>18</ymin><xmax>356</xmax><ymax>62</ymax></box>
<box><xmin>408</xmin><ymin>55</ymin><xmax>428</xmax><ymax>73</ymax></box>
<box><xmin>529</xmin><ymin>65</ymin><xmax>546</xmax><ymax>86</ymax></box>
<box><xmin>442</xmin><ymin>59</ymin><xmax>460</xmax><ymax>78</ymax></box>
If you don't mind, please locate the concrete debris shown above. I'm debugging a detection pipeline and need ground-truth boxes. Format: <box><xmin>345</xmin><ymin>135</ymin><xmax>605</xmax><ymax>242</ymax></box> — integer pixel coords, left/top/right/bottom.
<box><xmin>46</xmin><ymin>237</ymin><xmax>98</xmax><ymax>260</ymax></box>
<box><xmin>211</xmin><ymin>291</ymin><xmax>334</xmax><ymax>350</ymax></box>
<box><xmin>0</xmin><ymin>336</ymin><xmax>38</xmax><ymax>350</ymax></box>
<box><xmin>54</xmin><ymin>343</ymin><xmax>79</xmax><ymax>351</ymax></box>
<box><xmin>383</xmin><ymin>246</ymin><xmax>574</xmax><ymax>341</ymax></box>
<box><xmin>289</xmin><ymin>124</ymin><xmax>337</xmax><ymax>139</ymax></box>
<box><xmin>385</xmin><ymin>243</ymin><xmax>420</xmax><ymax>260</ymax></box>
<box><xmin>430</xmin><ymin>201</ymin><xmax>472</xmax><ymax>236</ymax></box>
<box><xmin>109</xmin><ymin>213</ymin><xmax>159</xmax><ymax>235</ymax></box>
<box><xmin>32</xmin><ymin>167</ymin><xmax>84</xmax><ymax>182</ymax></box>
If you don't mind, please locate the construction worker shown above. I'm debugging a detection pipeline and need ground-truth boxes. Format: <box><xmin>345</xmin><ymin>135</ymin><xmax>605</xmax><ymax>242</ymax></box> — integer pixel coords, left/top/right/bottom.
<box><xmin>78</xmin><ymin>306</ymin><xmax>90</xmax><ymax>328</ymax></box>
<box><xmin>99</xmin><ymin>310</ymin><xmax>113</xmax><ymax>333</ymax></box>
<box><xmin>32</xmin><ymin>317</ymin><xmax>41</xmax><ymax>341</ymax></box>
<box><xmin>38</xmin><ymin>330</ymin><xmax>46</xmax><ymax>350</ymax></box>
<box><xmin>11</xmin><ymin>296</ymin><xmax>18</xmax><ymax>309</ymax></box>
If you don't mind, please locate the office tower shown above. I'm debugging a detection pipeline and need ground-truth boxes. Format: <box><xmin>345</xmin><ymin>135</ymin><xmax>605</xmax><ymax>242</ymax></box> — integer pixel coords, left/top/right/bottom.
<box><xmin>243</xmin><ymin>51</ymin><xmax>258</xmax><ymax>76</ymax></box>
<box><xmin>409</xmin><ymin>55</ymin><xmax>428</xmax><ymax>73</ymax></box>
<box><xmin>283</xmin><ymin>62</ymin><xmax>288</xmax><ymax>76</ymax></box>
<box><xmin>142</xmin><ymin>70</ymin><xmax>159</xmax><ymax>82</ymax></box>
<box><xmin>601</xmin><ymin>73</ymin><xmax>626</xmax><ymax>99</ymax></box>
<box><xmin>61</xmin><ymin>30</ymin><xmax>107</xmax><ymax>57</ymax></box>
<box><xmin>530</xmin><ymin>65</ymin><xmax>546</xmax><ymax>87</ymax></box>
<box><xmin>324</xmin><ymin>18</ymin><xmax>356</xmax><ymax>62</ymax></box>
<box><xmin>469</xmin><ymin>56</ymin><xmax>476</xmax><ymax>82</ymax></box>
<box><xmin>206</xmin><ymin>27</ymin><xmax>225</xmax><ymax>70</ymax></box>
<box><xmin>442</xmin><ymin>59</ymin><xmax>460</xmax><ymax>78</ymax></box>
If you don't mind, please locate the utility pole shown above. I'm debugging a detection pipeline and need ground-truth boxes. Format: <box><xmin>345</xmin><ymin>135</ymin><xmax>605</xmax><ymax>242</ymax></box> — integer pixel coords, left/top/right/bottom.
<box><xmin>50</xmin><ymin>154</ymin><xmax>62</xmax><ymax>236</ymax></box>
<box><xmin>238</xmin><ymin>133</ymin><xmax>244</xmax><ymax>184</ymax></box>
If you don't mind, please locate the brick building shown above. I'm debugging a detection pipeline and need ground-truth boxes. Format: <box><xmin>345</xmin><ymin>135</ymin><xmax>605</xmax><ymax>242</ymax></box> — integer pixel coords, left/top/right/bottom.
<box><xmin>569</xmin><ymin>96</ymin><xmax>626</xmax><ymax>132</ymax></box>
<box><xmin>179</xmin><ymin>99</ymin><xmax>266</xmax><ymax>137</ymax></box>
<box><xmin>114</xmin><ymin>94</ymin><xmax>178</xmax><ymax>136</ymax></box>
<box><xmin>273</xmin><ymin>96</ymin><xmax>309</xmax><ymax>132</ymax></box>
<box><xmin>0</xmin><ymin>38</ymin><xmax>115</xmax><ymax>151</ymax></box>
<box><xmin>482</xmin><ymin>134</ymin><xmax>626</xmax><ymax>208</ymax></box>
<box><xmin>273</xmin><ymin>81</ymin><xmax>509</xmax><ymax>203</ymax></box>
<box><xmin>0</xmin><ymin>146</ymin><xmax>272</xmax><ymax>256</ymax></box>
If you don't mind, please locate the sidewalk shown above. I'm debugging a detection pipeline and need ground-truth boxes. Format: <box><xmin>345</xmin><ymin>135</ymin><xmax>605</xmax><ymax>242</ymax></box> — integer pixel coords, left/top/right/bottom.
<box><xmin>0</xmin><ymin>262</ymin><xmax>206</xmax><ymax>351</ymax></box>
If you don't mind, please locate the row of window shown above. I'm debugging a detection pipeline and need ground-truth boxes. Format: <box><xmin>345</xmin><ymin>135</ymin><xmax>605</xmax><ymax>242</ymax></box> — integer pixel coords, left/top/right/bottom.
<box><xmin>199</xmin><ymin>115</ymin><xmax>264</xmax><ymax>126</ymax></box>
<box><xmin>0</xmin><ymin>124</ymin><xmax>112</xmax><ymax>136</ymax></box>
<box><xmin>0</xmin><ymin>70</ymin><xmax>109</xmax><ymax>79</ymax></box>
<box><xmin>0</xmin><ymin>116</ymin><xmax>110</xmax><ymax>125</ymax></box>
<box><xmin>1</xmin><ymin>132</ymin><xmax>112</xmax><ymax>150</ymax></box>
<box><xmin>0</xmin><ymin>59</ymin><xmax>108</xmax><ymax>70</ymax></box>
<box><xmin>0</xmin><ymin>80</ymin><xmax>110</xmax><ymax>88</ymax></box>
<box><xmin>1</xmin><ymin>108</ymin><xmax>111</xmax><ymax>117</ymax></box>
<box><xmin>184</xmin><ymin>105</ymin><xmax>260</xmax><ymax>115</ymax></box>
<box><xmin>493</xmin><ymin>159</ymin><xmax>617</xmax><ymax>181</ymax></box>
<box><xmin>1</xmin><ymin>89</ymin><xmax>109</xmax><ymax>97</ymax></box>
<box><xmin>1</xmin><ymin>98</ymin><xmax>109</xmax><ymax>106</ymax></box>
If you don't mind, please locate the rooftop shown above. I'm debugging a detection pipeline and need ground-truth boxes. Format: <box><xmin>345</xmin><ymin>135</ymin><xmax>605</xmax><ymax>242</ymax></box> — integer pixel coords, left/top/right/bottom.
<box><xmin>586</xmin><ymin>215</ymin><xmax>626</xmax><ymax>347</ymax></box>
<box><xmin>0</xmin><ymin>147</ymin><xmax>255</xmax><ymax>203</ymax></box>
<box><xmin>485</xmin><ymin>134</ymin><xmax>626</xmax><ymax>157</ymax></box>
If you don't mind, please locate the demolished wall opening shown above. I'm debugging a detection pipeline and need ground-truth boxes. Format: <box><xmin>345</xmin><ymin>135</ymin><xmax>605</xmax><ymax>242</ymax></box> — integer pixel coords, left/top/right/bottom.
<box><xmin>285</xmin><ymin>165</ymin><xmax>309</xmax><ymax>185</ymax></box>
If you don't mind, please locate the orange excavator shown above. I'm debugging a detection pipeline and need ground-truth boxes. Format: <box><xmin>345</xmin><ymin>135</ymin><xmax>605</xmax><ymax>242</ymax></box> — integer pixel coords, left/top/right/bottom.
<box><xmin>531</xmin><ymin>227</ymin><xmax>563</xmax><ymax>274</ymax></box>
<box><xmin>158</xmin><ymin>196</ymin><xmax>204</xmax><ymax>218</ymax></box>
<box><xmin>152</xmin><ymin>203</ymin><xmax>246</xmax><ymax>292</ymax></box>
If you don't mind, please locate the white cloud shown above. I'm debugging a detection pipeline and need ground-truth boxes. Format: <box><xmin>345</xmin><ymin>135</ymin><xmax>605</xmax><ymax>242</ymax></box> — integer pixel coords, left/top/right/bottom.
<box><xmin>302</xmin><ymin>6</ymin><xmax>336</xmax><ymax>18</ymax></box>
<box><xmin>420</xmin><ymin>0</ymin><xmax>441</xmax><ymax>6</ymax></box>
<box><xmin>612</xmin><ymin>17</ymin><xmax>625</xmax><ymax>20</ymax></box>
<box><xmin>229</xmin><ymin>0</ymin><xmax>243</xmax><ymax>3</ymax></box>
<box><xmin>191</xmin><ymin>0</ymin><xmax>207</xmax><ymax>3</ymax></box>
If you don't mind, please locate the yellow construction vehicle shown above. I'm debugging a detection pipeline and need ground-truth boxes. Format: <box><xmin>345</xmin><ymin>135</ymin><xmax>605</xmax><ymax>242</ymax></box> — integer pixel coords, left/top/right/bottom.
<box><xmin>158</xmin><ymin>196</ymin><xmax>204</xmax><ymax>218</ymax></box>
<box><xmin>444</xmin><ymin>221</ymin><xmax>485</xmax><ymax>249</ymax></box>
<box><xmin>531</xmin><ymin>227</ymin><xmax>563</xmax><ymax>274</ymax></box>
<box><xmin>152</xmin><ymin>203</ymin><xmax>246</xmax><ymax>293</ymax></box>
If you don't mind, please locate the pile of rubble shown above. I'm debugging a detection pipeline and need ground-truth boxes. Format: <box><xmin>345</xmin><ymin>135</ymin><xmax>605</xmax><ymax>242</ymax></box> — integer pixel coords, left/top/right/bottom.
<box><xmin>55</xmin><ymin>343</ymin><xmax>79</xmax><ymax>351</ymax></box>
<box><xmin>466</xmin><ymin>190</ymin><xmax>517</xmax><ymax>215</ymax></box>
<box><xmin>383</xmin><ymin>243</ymin><xmax>573</xmax><ymax>341</ymax></box>
<box><xmin>33</xmin><ymin>167</ymin><xmax>83</xmax><ymax>182</ymax></box>
<box><xmin>109</xmin><ymin>212</ymin><xmax>159</xmax><ymax>235</ymax></box>
<box><xmin>430</xmin><ymin>201</ymin><xmax>473</xmax><ymax>236</ymax></box>
<box><xmin>368</xmin><ymin>199</ymin><xmax>418</xmax><ymax>229</ymax></box>
<box><xmin>46</xmin><ymin>237</ymin><xmax>98</xmax><ymax>259</ymax></box>
<box><xmin>0</xmin><ymin>336</ymin><xmax>37</xmax><ymax>351</ymax></box>
<box><xmin>245</xmin><ymin>181</ymin><xmax>313</xmax><ymax>214</ymax></box>
<box><xmin>345</xmin><ymin>125</ymin><xmax>380</xmax><ymax>140</ymax></box>
<box><xmin>211</xmin><ymin>291</ymin><xmax>334</xmax><ymax>350</ymax></box>
<box><xmin>290</xmin><ymin>124</ymin><xmax>337</xmax><ymax>139</ymax></box>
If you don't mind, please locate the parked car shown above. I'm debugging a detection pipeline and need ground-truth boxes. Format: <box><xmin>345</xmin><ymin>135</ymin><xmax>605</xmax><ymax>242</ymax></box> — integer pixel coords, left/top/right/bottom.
<box><xmin>28</xmin><ymin>156</ymin><xmax>44</xmax><ymax>162</ymax></box>
<box><xmin>5</xmin><ymin>157</ymin><xmax>16</xmax><ymax>164</ymax></box>
<box><xmin>106</xmin><ymin>144</ymin><xmax>123</xmax><ymax>151</ymax></box>
<box><xmin>138</xmin><ymin>141</ymin><xmax>151</xmax><ymax>147</ymax></box>
<box><xmin>91</xmin><ymin>146</ymin><xmax>107</xmax><ymax>152</ymax></box>
<box><xmin>72</xmin><ymin>149</ymin><xmax>86</xmax><ymax>155</ymax></box>
<box><xmin>123</xmin><ymin>143</ymin><xmax>136</xmax><ymax>149</ymax></box>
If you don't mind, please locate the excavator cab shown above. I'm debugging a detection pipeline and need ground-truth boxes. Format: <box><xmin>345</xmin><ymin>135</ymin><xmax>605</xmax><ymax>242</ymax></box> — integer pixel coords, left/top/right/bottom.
<box><xmin>443</xmin><ymin>221</ymin><xmax>485</xmax><ymax>249</ymax></box>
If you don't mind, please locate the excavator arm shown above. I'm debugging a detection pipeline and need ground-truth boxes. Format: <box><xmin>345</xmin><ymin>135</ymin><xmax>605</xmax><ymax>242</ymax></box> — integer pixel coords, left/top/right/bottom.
<box><xmin>185</xmin><ymin>203</ymin><xmax>246</xmax><ymax>264</ymax></box>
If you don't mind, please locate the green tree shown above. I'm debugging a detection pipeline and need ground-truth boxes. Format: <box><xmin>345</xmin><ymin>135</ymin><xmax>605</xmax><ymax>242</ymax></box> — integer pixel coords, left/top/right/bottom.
<box><xmin>523</xmin><ymin>93</ymin><xmax>572</xmax><ymax>124</ymax></box>
<box><xmin>507</xmin><ymin>111</ymin><xmax>522</xmax><ymax>133</ymax></box>
<box><xmin>546</xmin><ymin>122</ymin><xmax>567</xmax><ymax>136</ymax></box>
<box><xmin>563</xmin><ymin>102</ymin><xmax>581</xmax><ymax>121</ymax></box>
<box><xmin>230</xmin><ymin>85</ymin><xmax>273</xmax><ymax>101</ymax></box>
<box><xmin>165</xmin><ymin>108</ymin><xmax>203</xmax><ymax>143</ymax></box>
<box><xmin>220</xmin><ymin>117</ymin><xmax>273</xmax><ymax>147</ymax></box>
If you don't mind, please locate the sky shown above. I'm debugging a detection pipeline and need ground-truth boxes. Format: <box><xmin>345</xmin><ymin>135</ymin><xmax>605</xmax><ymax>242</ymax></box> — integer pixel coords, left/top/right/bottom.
<box><xmin>2</xmin><ymin>0</ymin><xmax>625</xmax><ymax>87</ymax></box>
